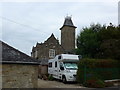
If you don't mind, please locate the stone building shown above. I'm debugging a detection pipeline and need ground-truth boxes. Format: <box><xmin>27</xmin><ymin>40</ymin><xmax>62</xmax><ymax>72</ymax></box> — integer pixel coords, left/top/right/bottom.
<box><xmin>31</xmin><ymin>16</ymin><xmax>77</xmax><ymax>77</ymax></box>
<box><xmin>31</xmin><ymin>33</ymin><xmax>64</xmax><ymax>60</ymax></box>
<box><xmin>1</xmin><ymin>41</ymin><xmax>39</xmax><ymax>88</ymax></box>
<box><xmin>31</xmin><ymin>16</ymin><xmax>77</xmax><ymax>60</ymax></box>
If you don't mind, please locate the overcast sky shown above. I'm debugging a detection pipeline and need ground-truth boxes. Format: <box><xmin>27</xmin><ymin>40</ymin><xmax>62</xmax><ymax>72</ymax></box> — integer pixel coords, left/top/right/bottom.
<box><xmin>0</xmin><ymin>0</ymin><xmax>119</xmax><ymax>55</ymax></box>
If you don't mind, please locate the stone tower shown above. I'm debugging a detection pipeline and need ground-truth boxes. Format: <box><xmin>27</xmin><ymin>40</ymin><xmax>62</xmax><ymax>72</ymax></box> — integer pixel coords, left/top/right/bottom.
<box><xmin>60</xmin><ymin>16</ymin><xmax>77</xmax><ymax>53</ymax></box>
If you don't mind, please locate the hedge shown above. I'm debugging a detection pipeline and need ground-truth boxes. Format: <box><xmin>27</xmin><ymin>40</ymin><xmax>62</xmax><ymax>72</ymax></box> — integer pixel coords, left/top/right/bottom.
<box><xmin>77</xmin><ymin>58</ymin><xmax>120</xmax><ymax>87</ymax></box>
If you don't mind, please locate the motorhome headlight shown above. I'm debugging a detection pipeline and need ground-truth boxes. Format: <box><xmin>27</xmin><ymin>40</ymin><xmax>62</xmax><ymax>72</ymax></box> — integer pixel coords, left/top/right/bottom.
<box><xmin>66</xmin><ymin>70</ymin><xmax>71</xmax><ymax>73</ymax></box>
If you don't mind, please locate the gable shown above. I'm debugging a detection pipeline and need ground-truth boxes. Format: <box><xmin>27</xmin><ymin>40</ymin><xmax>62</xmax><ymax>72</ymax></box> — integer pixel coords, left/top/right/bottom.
<box><xmin>45</xmin><ymin>34</ymin><xmax>59</xmax><ymax>44</ymax></box>
<box><xmin>35</xmin><ymin>34</ymin><xmax>63</xmax><ymax>50</ymax></box>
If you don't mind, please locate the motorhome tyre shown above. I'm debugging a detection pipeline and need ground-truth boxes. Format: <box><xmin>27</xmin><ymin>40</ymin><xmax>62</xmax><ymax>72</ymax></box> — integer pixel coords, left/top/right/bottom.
<box><xmin>62</xmin><ymin>75</ymin><xmax>67</xmax><ymax>84</ymax></box>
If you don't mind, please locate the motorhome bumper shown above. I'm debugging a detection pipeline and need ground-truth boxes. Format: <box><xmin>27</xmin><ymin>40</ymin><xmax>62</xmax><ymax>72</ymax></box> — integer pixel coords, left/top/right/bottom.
<box><xmin>66</xmin><ymin>75</ymin><xmax>76</xmax><ymax>81</ymax></box>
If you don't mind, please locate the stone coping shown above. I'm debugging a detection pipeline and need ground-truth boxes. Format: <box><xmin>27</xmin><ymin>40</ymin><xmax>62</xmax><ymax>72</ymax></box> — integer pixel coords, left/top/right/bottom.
<box><xmin>1</xmin><ymin>61</ymin><xmax>40</xmax><ymax>65</ymax></box>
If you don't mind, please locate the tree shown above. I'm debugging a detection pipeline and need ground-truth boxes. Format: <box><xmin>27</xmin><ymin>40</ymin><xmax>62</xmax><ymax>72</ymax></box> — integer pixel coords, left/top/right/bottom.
<box><xmin>76</xmin><ymin>23</ymin><xmax>120</xmax><ymax>60</ymax></box>
<box><xmin>98</xmin><ymin>24</ymin><xmax>120</xmax><ymax>60</ymax></box>
<box><xmin>76</xmin><ymin>24</ymin><xmax>102</xmax><ymax>58</ymax></box>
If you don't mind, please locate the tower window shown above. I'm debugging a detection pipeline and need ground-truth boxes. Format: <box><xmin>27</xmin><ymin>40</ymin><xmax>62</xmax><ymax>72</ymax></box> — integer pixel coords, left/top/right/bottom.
<box><xmin>49</xmin><ymin>49</ymin><xmax>55</xmax><ymax>58</ymax></box>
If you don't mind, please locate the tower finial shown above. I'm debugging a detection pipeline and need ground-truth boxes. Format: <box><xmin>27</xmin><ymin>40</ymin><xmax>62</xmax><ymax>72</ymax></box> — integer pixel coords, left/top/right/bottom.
<box><xmin>65</xmin><ymin>14</ymin><xmax>72</xmax><ymax>20</ymax></box>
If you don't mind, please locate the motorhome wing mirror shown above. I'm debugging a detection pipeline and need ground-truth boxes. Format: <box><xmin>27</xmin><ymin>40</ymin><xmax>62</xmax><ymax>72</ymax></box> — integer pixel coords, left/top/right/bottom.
<box><xmin>78</xmin><ymin>55</ymin><xmax>82</xmax><ymax>60</ymax></box>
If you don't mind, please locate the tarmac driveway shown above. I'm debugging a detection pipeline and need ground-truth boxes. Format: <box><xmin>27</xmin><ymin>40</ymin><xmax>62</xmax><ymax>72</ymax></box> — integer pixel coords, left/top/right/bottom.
<box><xmin>38</xmin><ymin>79</ymin><xmax>120</xmax><ymax>90</ymax></box>
<box><xmin>38</xmin><ymin>79</ymin><xmax>84</xmax><ymax>88</ymax></box>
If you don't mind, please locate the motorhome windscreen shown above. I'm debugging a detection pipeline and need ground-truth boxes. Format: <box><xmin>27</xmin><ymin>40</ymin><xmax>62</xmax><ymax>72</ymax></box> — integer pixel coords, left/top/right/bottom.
<box><xmin>63</xmin><ymin>62</ymin><xmax>78</xmax><ymax>70</ymax></box>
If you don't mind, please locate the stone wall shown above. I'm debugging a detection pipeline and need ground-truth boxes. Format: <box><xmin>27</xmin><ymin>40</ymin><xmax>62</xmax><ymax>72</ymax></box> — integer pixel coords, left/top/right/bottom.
<box><xmin>0</xmin><ymin>41</ymin><xmax>2</xmax><ymax>89</ymax></box>
<box><xmin>2</xmin><ymin>64</ymin><xmax>38</xmax><ymax>88</ymax></box>
<box><xmin>38</xmin><ymin>65</ymin><xmax>48</xmax><ymax>78</ymax></box>
<box><xmin>0</xmin><ymin>64</ymin><xmax>2</xmax><ymax>89</ymax></box>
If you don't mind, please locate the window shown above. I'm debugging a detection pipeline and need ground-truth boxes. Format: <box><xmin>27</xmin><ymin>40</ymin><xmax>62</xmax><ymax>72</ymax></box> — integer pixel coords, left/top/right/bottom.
<box><xmin>55</xmin><ymin>61</ymin><xmax>57</xmax><ymax>67</ymax></box>
<box><xmin>49</xmin><ymin>49</ymin><xmax>55</xmax><ymax>58</ymax></box>
<box><xmin>35</xmin><ymin>50</ymin><xmax>38</xmax><ymax>58</ymax></box>
<box><xmin>63</xmin><ymin>62</ymin><xmax>78</xmax><ymax>70</ymax></box>
<box><xmin>31</xmin><ymin>52</ymin><xmax>33</xmax><ymax>57</ymax></box>
<box><xmin>48</xmin><ymin>62</ymin><xmax>52</xmax><ymax>67</ymax></box>
<box><xmin>58</xmin><ymin>55</ymin><xmax>61</xmax><ymax>59</ymax></box>
<box><xmin>60</xmin><ymin>62</ymin><xmax>64</xmax><ymax>70</ymax></box>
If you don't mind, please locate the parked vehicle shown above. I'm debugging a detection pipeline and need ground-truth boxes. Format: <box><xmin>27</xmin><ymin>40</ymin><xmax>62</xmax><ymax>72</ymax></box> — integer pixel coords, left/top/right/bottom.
<box><xmin>48</xmin><ymin>54</ymin><xmax>80</xmax><ymax>83</ymax></box>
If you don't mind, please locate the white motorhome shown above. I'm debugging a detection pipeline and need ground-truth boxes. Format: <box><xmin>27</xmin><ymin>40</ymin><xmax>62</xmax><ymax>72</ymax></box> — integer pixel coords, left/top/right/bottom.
<box><xmin>48</xmin><ymin>54</ymin><xmax>80</xmax><ymax>83</ymax></box>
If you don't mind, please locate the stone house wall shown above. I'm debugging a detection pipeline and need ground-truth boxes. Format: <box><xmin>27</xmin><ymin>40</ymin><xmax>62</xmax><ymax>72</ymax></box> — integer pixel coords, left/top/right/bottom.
<box><xmin>32</xmin><ymin>34</ymin><xmax>64</xmax><ymax>60</ymax></box>
<box><xmin>2</xmin><ymin>64</ymin><xmax>38</xmax><ymax>88</ymax></box>
<box><xmin>38</xmin><ymin>65</ymin><xmax>48</xmax><ymax>78</ymax></box>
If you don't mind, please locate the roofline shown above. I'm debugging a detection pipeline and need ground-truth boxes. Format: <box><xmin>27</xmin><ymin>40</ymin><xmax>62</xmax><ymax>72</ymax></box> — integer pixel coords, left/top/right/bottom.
<box><xmin>46</xmin><ymin>33</ymin><xmax>56</xmax><ymax>41</ymax></box>
<box><xmin>1</xmin><ymin>41</ymin><xmax>32</xmax><ymax>58</ymax></box>
<box><xmin>60</xmin><ymin>25</ymin><xmax>77</xmax><ymax>30</ymax></box>
<box><xmin>1</xmin><ymin>41</ymin><xmax>40</xmax><ymax>64</ymax></box>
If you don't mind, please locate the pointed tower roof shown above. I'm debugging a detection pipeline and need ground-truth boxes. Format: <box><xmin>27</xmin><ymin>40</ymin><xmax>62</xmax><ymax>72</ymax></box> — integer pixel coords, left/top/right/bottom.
<box><xmin>60</xmin><ymin>16</ymin><xmax>76</xmax><ymax>30</ymax></box>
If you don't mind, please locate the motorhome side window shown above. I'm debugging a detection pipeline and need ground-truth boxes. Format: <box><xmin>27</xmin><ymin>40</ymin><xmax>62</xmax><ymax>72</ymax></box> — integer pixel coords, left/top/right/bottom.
<box><xmin>60</xmin><ymin>63</ymin><xmax>64</xmax><ymax>70</ymax></box>
<box><xmin>55</xmin><ymin>61</ymin><xmax>57</xmax><ymax>67</ymax></box>
<box><xmin>49</xmin><ymin>49</ymin><xmax>55</xmax><ymax>58</ymax></box>
<box><xmin>48</xmin><ymin>62</ymin><xmax>52</xmax><ymax>67</ymax></box>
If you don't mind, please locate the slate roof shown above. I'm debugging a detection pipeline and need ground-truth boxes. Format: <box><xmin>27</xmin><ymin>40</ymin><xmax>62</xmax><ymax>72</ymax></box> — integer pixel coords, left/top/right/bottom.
<box><xmin>0</xmin><ymin>41</ymin><xmax>40</xmax><ymax>65</ymax></box>
<box><xmin>60</xmin><ymin>16</ymin><xmax>77</xmax><ymax>30</ymax></box>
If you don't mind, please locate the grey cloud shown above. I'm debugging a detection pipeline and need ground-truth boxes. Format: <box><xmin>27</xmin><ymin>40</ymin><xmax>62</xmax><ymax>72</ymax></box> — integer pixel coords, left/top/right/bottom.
<box><xmin>2</xmin><ymin>2</ymin><xmax>118</xmax><ymax>55</ymax></box>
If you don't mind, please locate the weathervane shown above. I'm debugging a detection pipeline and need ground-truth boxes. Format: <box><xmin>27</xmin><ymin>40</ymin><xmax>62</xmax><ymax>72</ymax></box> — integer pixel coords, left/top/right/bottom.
<box><xmin>65</xmin><ymin>14</ymin><xmax>72</xmax><ymax>19</ymax></box>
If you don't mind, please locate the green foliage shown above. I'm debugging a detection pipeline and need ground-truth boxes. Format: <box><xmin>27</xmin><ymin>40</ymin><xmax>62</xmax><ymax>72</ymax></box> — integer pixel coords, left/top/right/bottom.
<box><xmin>48</xmin><ymin>74</ymin><xmax>54</xmax><ymax>81</ymax></box>
<box><xmin>76</xmin><ymin>23</ymin><xmax>120</xmax><ymax>60</ymax></box>
<box><xmin>77</xmin><ymin>58</ymin><xmax>120</xmax><ymax>86</ymax></box>
<box><xmin>84</xmin><ymin>79</ymin><xmax>106</xmax><ymax>88</ymax></box>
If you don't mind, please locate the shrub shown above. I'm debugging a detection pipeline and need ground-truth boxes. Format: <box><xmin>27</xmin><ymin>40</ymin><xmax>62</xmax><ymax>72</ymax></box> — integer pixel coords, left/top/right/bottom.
<box><xmin>48</xmin><ymin>74</ymin><xmax>54</xmax><ymax>81</ymax></box>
